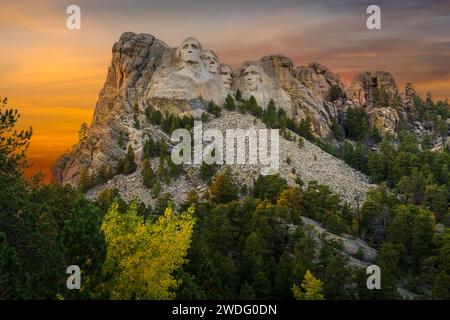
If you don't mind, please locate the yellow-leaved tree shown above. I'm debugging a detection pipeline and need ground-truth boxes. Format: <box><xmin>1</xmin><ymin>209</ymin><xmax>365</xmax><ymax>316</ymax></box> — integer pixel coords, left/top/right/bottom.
<box><xmin>101</xmin><ymin>200</ymin><xmax>195</xmax><ymax>299</ymax></box>
<box><xmin>292</xmin><ymin>270</ymin><xmax>325</xmax><ymax>300</ymax></box>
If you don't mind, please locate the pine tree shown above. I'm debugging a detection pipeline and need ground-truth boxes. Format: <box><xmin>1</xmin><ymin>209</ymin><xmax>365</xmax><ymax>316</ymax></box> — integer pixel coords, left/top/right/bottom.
<box><xmin>200</xmin><ymin>161</ymin><xmax>217</xmax><ymax>181</ymax></box>
<box><xmin>424</xmin><ymin>184</ymin><xmax>448</xmax><ymax>223</ymax></box>
<box><xmin>123</xmin><ymin>145</ymin><xmax>137</xmax><ymax>174</ymax></box>
<box><xmin>331</xmin><ymin>119</ymin><xmax>344</xmax><ymax>141</ymax></box>
<box><xmin>97</xmin><ymin>164</ymin><xmax>109</xmax><ymax>184</ymax></box>
<box><xmin>323</xmin><ymin>255</ymin><xmax>352</xmax><ymax>299</ymax></box>
<box><xmin>329</xmin><ymin>85</ymin><xmax>343</xmax><ymax>102</ymax></box>
<box><xmin>437</xmin><ymin>119</ymin><xmax>448</xmax><ymax>151</ymax></box>
<box><xmin>151</xmin><ymin>181</ymin><xmax>161</xmax><ymax>198</ymax></box>
<box><xmin>78</xmin><ymin>167</ymin><xmax>92</xmax><ymax>192</ymax></box>
<box><xmin>0</xmin><ymin>97</ymin><xmax>32</xmax><ymax>173</ymax></box>
<box><xmin>433</xmin><ymin>271</ymin><xmax>450</xmax><ymax>299</ymax></box>
<box><xmin>0</xmin><ymin>232</ymin><xmax>22</xmax><ymax>299</ymax></box>
<box><xmin>235</xmin><ymin>89</ymin><xmax>242</xmax><ymax>101</ymax></box>
<box><xmin>78</xmin><ymin>122</ymin><xmax>88</xmax><ymax>141</ymax></box>
<box><xmin>142</xmin><ymin>159</ymin><xmax>155</xmax><ymax>188</ymax></box>
<box><xmin>298</xmin><ymin>118</ymin><xmax>313</xmax><ymax>140</ymax></box>
<box><xmin>344</xmin><ymin>107</ymin><xmax>369</xmax><ymax>141</ymax></box>
<box><xmin>210</xmin><ymin>170</ymin><xmax>237</xmax><ymax>204</ymax></box>
<box><xmin>263</xmin><ymin>99</ymin><xmax>277</xmax><ymax>128</ymax></box>
<box><xmin>117</xmin><ymin>131</ymin><xmax>126</xmax><ymax>149</ymax></box>
<box><xmin>224</xmin><ymin>94</ymin><xmax>236</xmax><ymax>111</ymax></box>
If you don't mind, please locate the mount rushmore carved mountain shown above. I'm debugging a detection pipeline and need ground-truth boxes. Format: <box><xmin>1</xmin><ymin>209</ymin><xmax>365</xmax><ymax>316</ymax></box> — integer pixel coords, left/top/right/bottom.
<box><xmin>52</xmin><ymin>32</ymin><xmax>433</xmax><ymax>206</ymax></box>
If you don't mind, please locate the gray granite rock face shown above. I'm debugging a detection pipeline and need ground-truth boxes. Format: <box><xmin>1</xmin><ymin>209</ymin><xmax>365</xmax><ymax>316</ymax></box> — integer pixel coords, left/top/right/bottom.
<box><xmin>85</xmin><ymin>111</ymin><xmax>374</xmax><ymax>209</ymax></box>
<box><xmin>53</xmin><ymin>33</ymin><xmax>340</xmax><ymax>185</ymax></box>
<box><xmin>52</xmin><ymin>32</ymin><xmax>430</xmax><ymax>191</ymax></box>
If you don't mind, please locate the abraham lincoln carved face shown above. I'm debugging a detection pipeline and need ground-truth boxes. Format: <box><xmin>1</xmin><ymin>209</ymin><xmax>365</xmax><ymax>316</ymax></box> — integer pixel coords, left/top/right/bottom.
<box><xmin>220</xmin><ymin>64</ymin><xmax>233</xmax><ymax>89</ymax></box>
<box><xmin>243</xmin><ymin>64</ymin><xmax>263</xmax><ymax>91</ymax></box>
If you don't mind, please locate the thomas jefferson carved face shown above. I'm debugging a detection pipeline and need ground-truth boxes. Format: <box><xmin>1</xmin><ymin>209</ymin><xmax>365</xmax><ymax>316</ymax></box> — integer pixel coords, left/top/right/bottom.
<box><xmin>219</xmin><ymin>64</ymin><xmax>233</xmax><ymax>89</ymax></box>
<box><xmin>178</xmin><ymin>37</ymin><xmax>202</xmax><ymax>64</ymax></box>
<box><xmin>202</xmin><ymin>50</ymin><xmax>219</xmax><ymax>74</ymax></box>
<box><xmin>243</xmin><ymin>64</ymin><xmax>262</xmax><ymax>91</ymax></box>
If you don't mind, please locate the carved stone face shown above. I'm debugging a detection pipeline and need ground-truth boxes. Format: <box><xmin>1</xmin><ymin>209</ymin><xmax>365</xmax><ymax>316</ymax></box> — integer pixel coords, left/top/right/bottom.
<box><xmin>220</xmin><ymin>64</ymin><xmax>233</xmax><ymax>89</ymax></box>
<box><xmin>179</xmin><ymin>37</ymin><xmax>202</xmax><ymax>64</ymax></box>
<box><xmin>243</xmin><ymin>65</ymin><xmax>262</xmax><ymax>91</ymax></box>
<box><xmin>202</xmin><ymin>50</ymin><xmax>219</xmax><ymax>74</ymax></box>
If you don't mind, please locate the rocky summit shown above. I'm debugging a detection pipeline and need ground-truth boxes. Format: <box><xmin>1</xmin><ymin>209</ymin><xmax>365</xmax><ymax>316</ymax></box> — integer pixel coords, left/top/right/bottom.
<box><xmin>52</xmin><ymin>32</ymin><xmax>433</xmax><ymax>203</ymax></box>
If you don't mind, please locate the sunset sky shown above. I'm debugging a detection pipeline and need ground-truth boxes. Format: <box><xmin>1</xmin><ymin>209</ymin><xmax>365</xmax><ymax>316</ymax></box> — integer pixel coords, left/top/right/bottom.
<box><xmin>1</xmin><ymin>0</ymin><xmax>449</xmax><ymax>179</ymax></box>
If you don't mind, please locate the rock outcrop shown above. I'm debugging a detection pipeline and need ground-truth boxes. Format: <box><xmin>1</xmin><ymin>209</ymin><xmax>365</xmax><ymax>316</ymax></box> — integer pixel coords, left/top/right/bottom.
<box><xmin>85</xmin><ymin>111</ymin><xmax>374</xmax><ymax>208</ymax></box>
<box><xmin>347</xmin><ymin>71</ymin><xmax>399</xmax><ymax>107</ymax></box>
<box><xmin>53</xmin><ymin>33</ymin><xmax>343</xmax><ymax>185</ymax></box>
<box><xmin>234</xmin><ymin>56</ymin><xmax>337</xmax><ymax>138</ymax></box>
<box><xmin>346</xmin><ymin>71</ymin><xmax>401</xmax><ymax>135</ymax></box>
<box><xmin>295</xmin><ymin>62</ymin><xmax>345</xmax><ymax>102</ymax></box>
<box><xmin>53</xmin><ymin>32</ymin><xmax>169</xmax><ymax>184</ymax></box>
<box><xmin>52</xmin><ymin>32</ymin><xmax>432</xmax><ymax>193</ymax></box>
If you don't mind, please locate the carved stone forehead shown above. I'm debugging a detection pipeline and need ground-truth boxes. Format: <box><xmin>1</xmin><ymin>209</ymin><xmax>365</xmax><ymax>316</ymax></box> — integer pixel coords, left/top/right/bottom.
<box><xmin>243</xmin><ymin>64</ymin><xmax>263</xmax><ymax>74</ymax></box>
<box><xmin>202</xmin><ymin>50</ymin><xmax>218</xmax><ymax>60</ymax></box>
<box><xmin>220</xmin><ymin>64</ymin><xmax>233</xmax><ymax>73</ymax></box>
<box><xmin>179</xmin><ymin>37</ymin><xmax>202</xmax><ymax>49</ymax></box>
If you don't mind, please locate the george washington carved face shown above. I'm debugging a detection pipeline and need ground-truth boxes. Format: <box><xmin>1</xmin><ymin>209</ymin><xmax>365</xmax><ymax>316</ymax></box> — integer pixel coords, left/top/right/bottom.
<box><xmin>243</xmin><ymin>64</ymin><xmax>263</xmax><ymax>91</ymax></box>
<box><xmin>202</xmin><ymin>50</ymin><xmax>219</xmax><ymax>74</ymax></box>
<box><xmin>219</xmin><ymin>64</ymin><xmax>233</xmax><ymax>89</ymax></box>
<box><xmin>177</xmin><ymin>37</ymin><xmax>202</xmax><ymax>64</ymax></box>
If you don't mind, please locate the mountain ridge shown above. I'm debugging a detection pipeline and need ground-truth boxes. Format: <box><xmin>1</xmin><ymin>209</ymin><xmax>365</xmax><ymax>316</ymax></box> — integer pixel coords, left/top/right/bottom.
<box><xmin>52</xmin><ymin>32</ymin><xmax>444</xmax><ymax>200</ymax></box>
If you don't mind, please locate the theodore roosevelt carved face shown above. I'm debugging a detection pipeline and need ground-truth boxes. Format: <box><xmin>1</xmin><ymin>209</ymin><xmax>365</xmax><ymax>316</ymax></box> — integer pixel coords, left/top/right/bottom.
<box><xmin>202</xmin><ymin>50</ymin><xmax>220</xmax><ymax>74</ymax></box>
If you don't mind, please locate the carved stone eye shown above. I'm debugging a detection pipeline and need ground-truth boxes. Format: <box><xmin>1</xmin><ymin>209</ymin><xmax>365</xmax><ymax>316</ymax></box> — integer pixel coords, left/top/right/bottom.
<box><xmin>191</xmin><ymin>44</ymin><xmax>198</xmax><ymax>50</ymax></box>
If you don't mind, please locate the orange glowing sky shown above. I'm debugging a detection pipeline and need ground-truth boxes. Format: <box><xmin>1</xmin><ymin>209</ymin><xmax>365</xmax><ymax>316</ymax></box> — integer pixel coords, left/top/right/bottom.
<box><xmin>1</xmin><ymin>0</ymin><xmax>449</xmax><ymax>180</ymax></box>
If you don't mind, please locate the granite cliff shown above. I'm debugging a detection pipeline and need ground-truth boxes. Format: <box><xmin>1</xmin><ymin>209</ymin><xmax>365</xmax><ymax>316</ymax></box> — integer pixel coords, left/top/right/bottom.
<box><xmin>52</xmin><ymin>32</ymin><xmax>433</xmax><ymax>201</ymax></box>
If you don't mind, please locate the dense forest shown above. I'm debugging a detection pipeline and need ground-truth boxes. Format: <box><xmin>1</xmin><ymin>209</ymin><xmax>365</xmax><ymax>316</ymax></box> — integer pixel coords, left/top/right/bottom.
<box><xmin>1</xmin><ymin>92</ymin><xmax>449</xmax><ymax>300</ymax></box>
